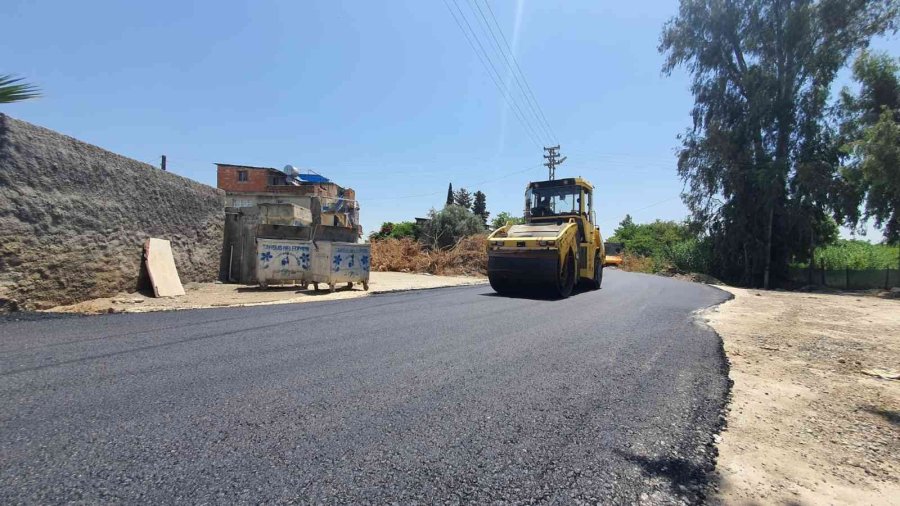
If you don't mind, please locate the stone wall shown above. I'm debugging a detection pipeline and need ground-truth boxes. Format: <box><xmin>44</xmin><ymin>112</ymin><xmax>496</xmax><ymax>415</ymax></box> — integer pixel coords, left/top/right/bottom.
<box><xmin>0</xmin><ymin>114</ymin><xmax>224</xmax><ymax>310</ymax></box>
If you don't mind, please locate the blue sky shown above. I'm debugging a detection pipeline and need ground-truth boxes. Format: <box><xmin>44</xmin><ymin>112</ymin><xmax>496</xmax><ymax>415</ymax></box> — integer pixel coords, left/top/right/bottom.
<box><xmin>3</xmin><ymin>0</ymin><xmax>898</xmax><ymax>239</ymax></box>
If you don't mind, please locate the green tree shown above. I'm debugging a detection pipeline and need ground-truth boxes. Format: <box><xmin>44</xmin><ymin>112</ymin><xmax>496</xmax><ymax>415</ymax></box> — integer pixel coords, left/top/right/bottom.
<box><xmin>368</xmin><ymin>222</ymin><xmax>395</xmax><ymax>241</ymax></box>
<box><xmin>446</xmin><ymin>182</ymin><xmax>454</xmax><ymax>207</ymax></box>
<box><xmin>490</xmin><ymin>212</ymin><xmax>524</xmax><ymax>229</ymax></box>
<box><xmin>369</xmin><ymin>221</ymin><xmax>419</xmax><ymax>241</ymax></box>
<box><xmin>660</xmin><ymin>0</ymin><xmax>898</xmax><ymax>287</ymax></box>
<box><xmin>609</xmin><ymin>216</ymin><xmax>713</xmax><ymax>273</ymax></box>
<box><xmin>0</xmin><ymin>74</ymin><xmax>40</xmax><ymax>104</ymax></box>
<box><xmin>453</xmin><ymin>187</ymin><xmax>473</xmax><ymax>209</ymax></box>
<box><xmin>610</xmin><ymin>214</ymin><xmax>637</xmax><ymax>242</ymax></box>
<box><xmin>838</xmin><ymin>51</ymin><xmax>900</xmax><ymax>243</ymax></box>
<box><xmin>420</xmin><ymin>205</ymin><xmax>485</xmax><ymax>249</ymax></box>
<box><xmin>388</xmin><ymin>221</ymin><xmax>418</xmax><ymax>240</ymax></box>
<box><xmin>610</xmin><ymin>218</ymin><xmax>692</xmax><ymax>257</ymax></box>
<box><xmin>471</xmin><ymin>190</ymin><xmax>489</xmax><ymax>225</ymax></box>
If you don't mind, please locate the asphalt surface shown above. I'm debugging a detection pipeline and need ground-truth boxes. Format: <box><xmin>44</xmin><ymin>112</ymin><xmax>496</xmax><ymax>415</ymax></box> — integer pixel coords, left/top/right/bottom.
<box><xmin>0</xmin><ymin>270</ymin><xmax>730</xmax><ymax>504</ymax></box>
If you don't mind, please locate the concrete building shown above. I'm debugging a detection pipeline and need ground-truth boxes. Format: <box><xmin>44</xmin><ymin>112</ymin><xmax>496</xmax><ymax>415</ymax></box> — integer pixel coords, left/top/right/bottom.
<box><xmin>216</xmin><ymin>164</ymin><xmax>363</xmax><ymax>282</ymax></box>
<box><xmin>216</xmin><ymin>163</ymin><xmax>356</xmax><ymax>208</ymax></box>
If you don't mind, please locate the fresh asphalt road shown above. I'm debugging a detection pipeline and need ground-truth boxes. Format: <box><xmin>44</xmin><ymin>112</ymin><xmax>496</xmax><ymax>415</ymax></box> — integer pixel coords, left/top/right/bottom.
<box><xmin>0</xmin><ymin>270</ymin><xmax>730</xmax><ymax>504</ymax></box>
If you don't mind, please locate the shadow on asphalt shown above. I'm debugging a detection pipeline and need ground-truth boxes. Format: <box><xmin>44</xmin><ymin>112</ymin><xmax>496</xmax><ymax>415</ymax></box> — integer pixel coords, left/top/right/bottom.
<box><xmin>236</xmin><ymin>285</ymin><xmax>358</xmax><ymax>296</ymax></box>
<box><xmin>479</xmin><ymin>284</ymin><xmax>601</xmax><ymax>301</ymax></box>
<box><xmin>615</xmin><ymin>450</ymin><xmax>714</xmax><ymax>503</ymax></box>
<box><xmin>0</xmin><ymin>312</ymin><xmax>82</xmax><ymax>324</ymax></box>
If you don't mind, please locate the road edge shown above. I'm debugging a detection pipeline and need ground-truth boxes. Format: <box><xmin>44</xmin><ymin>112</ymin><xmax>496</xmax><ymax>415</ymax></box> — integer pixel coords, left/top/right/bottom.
<box><xmin>688</xmin><ymin>285</ymin><xmax>736</xmax><ymax>505</ymax></box>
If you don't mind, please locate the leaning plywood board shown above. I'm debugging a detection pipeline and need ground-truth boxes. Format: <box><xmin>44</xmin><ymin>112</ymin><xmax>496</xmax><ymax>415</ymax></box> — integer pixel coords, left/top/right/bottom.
<box><xmin>144</xmin><ymin>238</ymin><xmax>185</xmax><ymax>297</ymax></box>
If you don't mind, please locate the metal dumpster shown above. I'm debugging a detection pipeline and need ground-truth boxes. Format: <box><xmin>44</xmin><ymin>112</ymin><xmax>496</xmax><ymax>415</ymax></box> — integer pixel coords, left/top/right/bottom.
<box><xmin>310</xmin><ymin>241</ymin><xmax>371</xmax><ymax>292</ymax></box>
<box><xmin>256</xmin><ymin>239</ymin><xmax>313</xmax><ymax>288</ymax></box>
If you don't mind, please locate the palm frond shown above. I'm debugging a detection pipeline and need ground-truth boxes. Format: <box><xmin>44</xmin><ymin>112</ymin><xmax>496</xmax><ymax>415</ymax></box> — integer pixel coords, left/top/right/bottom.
<box><xmin>0</xmin><ymin>74</ymin><xmax>41</xmax><ymax>104</ymax></box>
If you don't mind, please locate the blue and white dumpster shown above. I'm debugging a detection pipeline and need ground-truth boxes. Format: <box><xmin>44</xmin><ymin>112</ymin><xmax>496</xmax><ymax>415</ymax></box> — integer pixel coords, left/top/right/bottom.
<box><xmin>256</xmin><ymin>239</ymin><xmax>313</xmax><ymax>289</ymax></box>
<box><xmin>310</xmin><ymin>242</ymin><xmax>371</xmax><ymax>292</ymax></box>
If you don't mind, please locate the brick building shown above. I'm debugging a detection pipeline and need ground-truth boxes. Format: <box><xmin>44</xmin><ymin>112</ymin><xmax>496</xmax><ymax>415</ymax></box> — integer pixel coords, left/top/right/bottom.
<box><xmin>216</xmin><ymin>163</ymin><xmax>356</xmax><ymax>208</ymax></box>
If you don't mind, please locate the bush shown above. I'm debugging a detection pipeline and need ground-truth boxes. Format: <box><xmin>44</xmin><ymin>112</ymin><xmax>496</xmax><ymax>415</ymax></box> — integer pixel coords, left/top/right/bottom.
<box><xmin>668</xmin><ymin>238</ymin><xmax>712</xmax><ymax>274</ymax></box>
<box><xmin>388</xmin><ymin>221</ymin><xmax>417</xmax><ymax>239</ymax></box>
<box><xmin>610</xmin><ymin>216</ymin><xmax>693</xmax><ymax>258</ymax></box>
<box><xmin>795</xmin><ymin>239</ymin><xmax>899</xmax><ymax>269</ymax></box>
<box><xmin>420</xmin><ymin>205</ymin><xmax>485</xmax><ymax>249</ymax></box>
<box><xmin>369</xmin><ymin>221</ymin><xmax>418</xmax><ymax>241</ymax></box>
<box><xmin>490</xmin><ymin>212</ymin><xmax>524</xmax><ymax>230</ymax></box>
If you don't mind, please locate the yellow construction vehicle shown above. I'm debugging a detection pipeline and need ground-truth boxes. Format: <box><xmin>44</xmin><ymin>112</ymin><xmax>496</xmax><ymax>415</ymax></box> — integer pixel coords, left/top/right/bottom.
<box><xmin>486</xmin><ymin>177</ymin><xmax>605</xmax><ymax>298</ymax></box>
<box><xmin>603</xmin><ymin>242</ymin><xmax>624</xmax><ymax>267</ymax></box>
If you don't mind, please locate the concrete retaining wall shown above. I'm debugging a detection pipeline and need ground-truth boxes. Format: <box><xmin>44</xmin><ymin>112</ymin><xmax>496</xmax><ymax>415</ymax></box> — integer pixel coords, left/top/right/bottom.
<box><xmin>0</xmin><ymin>114</ymin><xmax>225</xmax><ymax>310</ymax></box>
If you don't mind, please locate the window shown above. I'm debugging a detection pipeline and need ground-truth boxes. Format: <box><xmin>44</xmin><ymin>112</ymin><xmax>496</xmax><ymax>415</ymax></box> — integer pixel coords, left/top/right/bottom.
<box><xmin>237</xmin><ymin>170</ymin><xmax>248</xmax><ymax>182</ymax></box>
<box><xmin>525</xmin><ymin>186</ymin><xmax>583</xmax><ymax>217</ymax></box>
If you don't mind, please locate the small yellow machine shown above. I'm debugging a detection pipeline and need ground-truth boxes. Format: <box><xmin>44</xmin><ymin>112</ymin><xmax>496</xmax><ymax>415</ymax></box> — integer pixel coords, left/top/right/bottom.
<box><xmin>603</xmin><ymin>242</ymin><xmax>624</xmax><ymax>267</ymax></box>
<box><xmin>486</xmin><ymin>177</ymin><xmax>605</xmax><ymax>298</ymax></box>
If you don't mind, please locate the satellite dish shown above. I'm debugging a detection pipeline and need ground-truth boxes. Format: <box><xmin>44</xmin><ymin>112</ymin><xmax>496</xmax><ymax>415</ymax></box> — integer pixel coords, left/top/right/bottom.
<box><xmin>283</xmin><ymin>164</ymin><xmax>300</xmax><ymax>177</ymax></box>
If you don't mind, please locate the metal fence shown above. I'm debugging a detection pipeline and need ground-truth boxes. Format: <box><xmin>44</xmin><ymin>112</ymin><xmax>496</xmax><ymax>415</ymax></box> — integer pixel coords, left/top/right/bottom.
<box><xmin>787</xmin><ymin>267</ymin><xmax>900</xmax><ymax>290</ymax></box>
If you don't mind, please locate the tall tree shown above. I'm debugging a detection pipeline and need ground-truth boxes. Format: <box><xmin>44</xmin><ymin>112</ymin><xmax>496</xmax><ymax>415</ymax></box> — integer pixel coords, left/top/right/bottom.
<box><xmin>445</xmin><ymin>182</ymin><xmax>454</xmax><ymax>207</ymax></box>
<box><xmin>0</xmin><ymin>75</ymin><xmax>40</xmax><ymax>104</ymax></box>
<box><xmin>612</xmin><ymin>214</ymin><xmax>637</xmax><ymax>242</ymax></box>
<box><xmin>660</xmin><ymin>0</ymin><xmax>898</xmax><ymax>287</ymax></box>
<box><xmin>471</xmin><ymin>190</ymin><xmax>489</xmax><ymax>225</ymax></box>
<box><xmin>837</xmin><ymin>51</ymin><xmax>900</xmax><ymax>243</ymax></box>
<box><xmin>453</xmin><ymin>187</ymin><xmax>473</xmax><ymax>209</ymax></box>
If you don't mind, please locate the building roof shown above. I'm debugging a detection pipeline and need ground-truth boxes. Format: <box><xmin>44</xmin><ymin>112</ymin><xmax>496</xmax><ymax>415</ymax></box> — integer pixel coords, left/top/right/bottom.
<box><xmin>215</xmin><ymin>163</ymin><xmax>279</xmax><ymax>171</ymax></box>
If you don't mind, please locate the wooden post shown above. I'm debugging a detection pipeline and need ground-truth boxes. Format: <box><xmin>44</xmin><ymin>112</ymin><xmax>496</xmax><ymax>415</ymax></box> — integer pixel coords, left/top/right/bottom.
<box><xmin>161</xmin><ymin>155</ymin><xmax>167</xmax><ymax>171</ymax></box>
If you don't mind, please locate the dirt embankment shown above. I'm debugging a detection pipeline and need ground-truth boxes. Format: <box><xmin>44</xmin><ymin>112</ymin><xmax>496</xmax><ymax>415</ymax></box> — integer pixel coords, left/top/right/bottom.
<box><xmin>705</xmin><ymin>287</ymin><xmax>899</xmax><ymax>505</ymax></box>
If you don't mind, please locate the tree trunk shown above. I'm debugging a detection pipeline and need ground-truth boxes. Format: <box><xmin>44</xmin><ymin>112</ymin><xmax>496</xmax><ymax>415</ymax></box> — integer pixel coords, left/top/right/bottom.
<box><xmin>808</xmin><ymin>227</ymin><xmax>815</xmax><ymax>286</ymax></box>
<box><xmin>763</xmin><ymin>204</ymin><xmax>774</xmax><ymax>289</ymax></box>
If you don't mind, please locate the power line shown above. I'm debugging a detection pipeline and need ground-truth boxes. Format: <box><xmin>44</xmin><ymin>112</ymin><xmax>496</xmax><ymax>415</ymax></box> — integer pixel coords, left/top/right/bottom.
<box><xmin>442</xmin><ymin>0</ymin><xmax>545</xmax><ymax>148</ymax></box>
<box><xmin>446</xmin><ymin>0</ymin><xmax>545</xmax><ymax>147</ymax></box>
<box><xmin>363</xmin><ymin>165</ymin><xmax>543</xmax><ymax>201</ymax></box>
<box><xmin>479</xmin><ymin>0</ymin><xmax>558</xmax><ymax>144</ymax></box>
<box><xmin>465</xmin><ymin>0</ymin><xmax>554</xmax><ymax>144</ymax></box>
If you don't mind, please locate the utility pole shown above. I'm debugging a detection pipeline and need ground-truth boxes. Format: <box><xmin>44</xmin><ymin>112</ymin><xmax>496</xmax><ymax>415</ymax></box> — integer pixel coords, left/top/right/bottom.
<box><xmin>160</xmin><ymin>155</ymin><xmax>167</xmax><ymax>171</ymax></box>
<box><xmin>543</xmin><ymin>145</ymin><xmax>566</xmax><ymax>180</ymax></box>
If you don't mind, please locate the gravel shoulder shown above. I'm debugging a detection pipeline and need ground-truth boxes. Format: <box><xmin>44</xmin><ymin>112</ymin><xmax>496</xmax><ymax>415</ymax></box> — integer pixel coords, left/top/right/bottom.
<box><xmin>704</xmin><ymin>287</ymin><xmax>900</xmax><ymax>505</ymax></box>
<box><xmin>46</xmin><ymin>272</ymin><xmax>486</xmax><ymax>314</ymax></box>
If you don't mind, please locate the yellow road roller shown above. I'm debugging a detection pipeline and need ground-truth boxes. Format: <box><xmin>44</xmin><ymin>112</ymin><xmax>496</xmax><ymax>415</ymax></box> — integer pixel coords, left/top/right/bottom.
<box><xmin>486</xmin><ymin>177</ymin><xmax>605</xmax><ymax>298</ymax></box>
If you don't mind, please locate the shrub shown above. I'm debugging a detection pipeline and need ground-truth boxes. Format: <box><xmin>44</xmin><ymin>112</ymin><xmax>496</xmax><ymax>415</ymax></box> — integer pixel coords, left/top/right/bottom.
<box><xmin>420</xmin><ymin>205</ymin><xmax>485</xmax><ymax>249</ymax></box>
<box><xmin>490</xmin><ymin>212</ymin><xmax>524</xmax><ymax>230</ymax></box>
<box><xmin>795</xmin><ymin>239</ymin><xmax>899</xmax><ymax>269</ymax></box>
<box><xmin>369</xmin><ymin>221</ymin><xmax>418</xmax><ymax>241</ymax></box>
<box><xmin>668</xmin><ymin>238</ymin><xmax>712</xmax><ymax>274</ymax></box>
<box><xmin>388</xmin><ymin>221</ymin><xmax>418</xmax><ymax>240</ymax></box>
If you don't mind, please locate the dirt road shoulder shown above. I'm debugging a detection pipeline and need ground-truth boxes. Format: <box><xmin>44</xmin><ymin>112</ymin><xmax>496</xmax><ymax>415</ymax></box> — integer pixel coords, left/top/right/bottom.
<box><xmin>705</xmin><ymin>287</ymin><xmax>899</xmax><ymax>505</ymax></box>
<box><xmin>47</xmin><ymin>272</ymin><xmax>486</xmax><ymax>314</ymax></box>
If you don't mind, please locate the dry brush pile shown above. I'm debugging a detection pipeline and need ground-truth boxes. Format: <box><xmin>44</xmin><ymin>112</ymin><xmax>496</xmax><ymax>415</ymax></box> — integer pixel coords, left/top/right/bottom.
<box><xmin>370</xmin><ymin>234</ymin><xmax>487</xmax><ymax>277</ymax></box>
